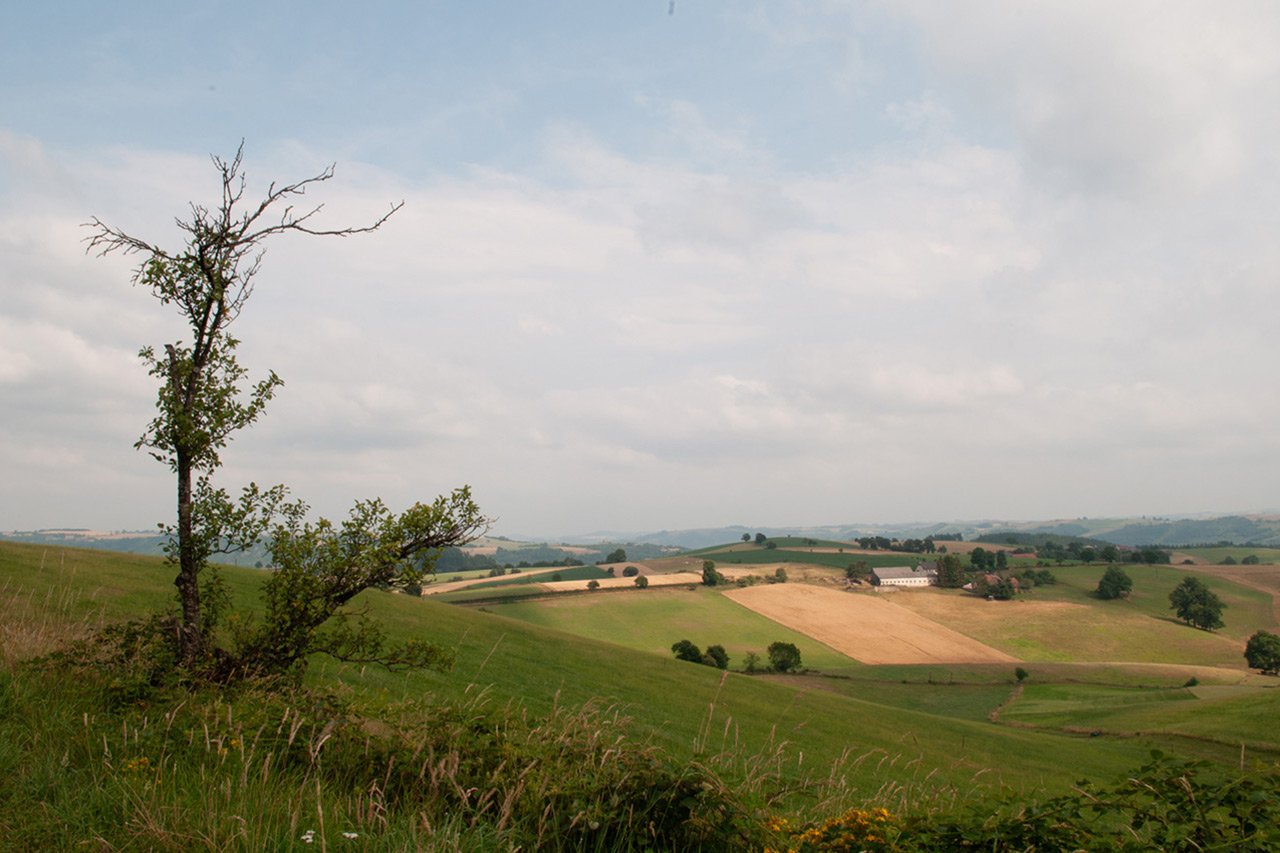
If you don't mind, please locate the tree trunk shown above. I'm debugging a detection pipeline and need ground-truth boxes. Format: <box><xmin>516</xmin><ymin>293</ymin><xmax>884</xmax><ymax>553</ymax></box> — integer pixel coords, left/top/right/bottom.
<box><xmin>174</xmin><ymin>450</ymin><xmax>203</xmax><ymax>662</ymax></box>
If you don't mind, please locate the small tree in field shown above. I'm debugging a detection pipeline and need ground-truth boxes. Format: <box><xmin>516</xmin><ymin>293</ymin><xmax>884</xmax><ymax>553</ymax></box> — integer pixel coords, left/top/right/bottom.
<box><xmin>1169</xmin><ymin>576</ymin><xmax>1225</xmax><ymax>631</ymax></box>
<box><xmin>88</xmin><ymin>145</ymin><xmax>486</xmax><ymax>679</ymax></box>
<box><xmin>767</xmin><ymin>641</ymin><xmax>802</xmax><ymax>672</ymax></box>
<box><xmin>703</xmin><ymin>644</ymin><xmax>729</xmax><ymax>670</ymax></box>
<box><xmin>1244</xmin><ymin>630</ymin><xmax>1280</xmax><ymax>674</ymax></box>
<box><xmin>634</xmin><ymin>575</ymin><xmax>648</xmax><ymax>589</ymax></box>
<box><xmin>671</xmin><ymin>639</ymin><xmax>702</xmax><ymax>663</ymax></box>
<box><xmin>1096</xmin><ymin>566</ymin><xmax>1133</xmax><ymax>600</ymax></box>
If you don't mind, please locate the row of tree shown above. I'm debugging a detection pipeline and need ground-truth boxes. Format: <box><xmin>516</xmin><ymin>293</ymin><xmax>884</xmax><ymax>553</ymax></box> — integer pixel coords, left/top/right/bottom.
<box><xmin>671</xmin><ymin>640</ymin><xmax>802</xmax><ymax>673</ymax></box>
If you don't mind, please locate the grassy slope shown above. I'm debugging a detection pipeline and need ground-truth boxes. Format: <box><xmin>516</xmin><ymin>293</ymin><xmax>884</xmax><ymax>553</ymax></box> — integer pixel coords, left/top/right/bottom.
<box><xmin>486</xmin><ymin>586</ymin><xmax>858</xmax><ymax>671</ymax></box>
<box><xmin>0</xmin><ymin>540</ymin><xmax>1183</xmax><ymax>800</ymax></box>
<box><xmin>887</xmin><ymin>565</ymin><xmax>1273</xmax><ymax>666</ymax></box>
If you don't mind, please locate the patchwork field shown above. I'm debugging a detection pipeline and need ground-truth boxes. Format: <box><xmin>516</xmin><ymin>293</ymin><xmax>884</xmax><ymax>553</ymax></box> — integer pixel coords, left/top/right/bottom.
<box><xmin>723</xmin><ymin>584</ymin><xmax>1018</xmax><ymax>665</ymax></box>
<box><xmin>486</xmin><ymin>586</ymin><xmax>856</xmax><ymax>670</ymax></box>
<box><xmin>889</xmin><ymin>587</ymin><xmax>1256</xmax><ymax>666</ymax></box>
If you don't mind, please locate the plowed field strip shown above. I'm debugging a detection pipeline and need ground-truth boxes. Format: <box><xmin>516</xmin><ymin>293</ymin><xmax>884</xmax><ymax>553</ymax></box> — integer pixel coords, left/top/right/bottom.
<box><xmin>723</xmin><ymin>584</ymin><xmax>1019</xmax><ymax>665</ymax></box>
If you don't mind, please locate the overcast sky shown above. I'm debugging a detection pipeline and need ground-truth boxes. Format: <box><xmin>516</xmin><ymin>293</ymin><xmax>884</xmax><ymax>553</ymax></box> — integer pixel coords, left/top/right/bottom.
<box><xmin>3</xmin><ymin>2</ymin><xmax>1279</xmax><ymax>539</ymax></box>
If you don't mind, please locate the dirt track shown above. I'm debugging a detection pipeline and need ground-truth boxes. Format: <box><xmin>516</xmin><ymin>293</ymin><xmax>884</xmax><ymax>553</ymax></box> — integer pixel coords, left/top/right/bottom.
<box><xmin>723</xmin><ymin>584</ymin><xmax>1019</xmax><ymax>665</ymax></box>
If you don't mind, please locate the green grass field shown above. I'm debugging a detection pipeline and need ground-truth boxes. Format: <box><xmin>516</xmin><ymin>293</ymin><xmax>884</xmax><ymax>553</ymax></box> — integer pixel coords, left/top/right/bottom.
<box><xmin>1176</xmin><ymin>546</ymin><xmax>1280</xmax><ymax>565</ymax></box>
<box><xmin>0</xmin><ymin>541</ymin><xmax>1193</xmax><ymax>789</ymax></box>
<box><xmin>6</xmin><ymin>538</ymin><xmax>1280</xmax><ymax>852</ymax></box>
<box><xmin>487</xmin><ymin>586</ymin><xmax>857</xmax><ymax>671</ymax></box>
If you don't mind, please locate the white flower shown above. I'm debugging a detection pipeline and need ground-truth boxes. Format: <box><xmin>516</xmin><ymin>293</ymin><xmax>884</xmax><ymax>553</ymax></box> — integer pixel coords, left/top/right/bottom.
<box><xmin>342</xmin><ymin>832</ymin><xmax>359</xmax><ymax>839</ymax></box>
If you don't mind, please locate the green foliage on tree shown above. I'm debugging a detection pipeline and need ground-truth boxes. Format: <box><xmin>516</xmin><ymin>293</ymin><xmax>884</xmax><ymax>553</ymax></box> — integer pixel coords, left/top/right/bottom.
<box><xmin>767</xmin><ymin>641</ymin><xmax>802</xmax><ymax>672</ymax></box>
<box><xmin>935</xmin><ymin>554</ymin><xmax>967</xmax><ymax>588</ymax></box>
<box><xmin>773</xmin><ymin>567</ymin><xmax>787</xmax><ymax>583</ymax></box>
<box><xmin>587</xmin><ymin>579</ymin><xmax>600</xmax><ymax>590</ymax></box>
<box><xmin>1101</xmin><ymin>544</ymin><xmax>1120</xmax><ymax>564</ymax></box>
<box><xmin>754</xmin><ymin>532</ymin><xmax>767</xmax><ymax>545</ymax></box>
<box><xmin>1242</xmin><ymin>554</ymin><xmax>1261</xmax><ymax>565</ymax></box>
<box><xmin>1169</xmin><ymin>576</ymin><xmax>1226</xmax><ymax>631</ymax></box>
<box><xmin>741</xmin><ymin>533</ymin><xmax>751</xmax><ymax>543</ymax></box>
<box><xmin>622</xmin><ymin>566</ymin><xmax>639</xmax><ymax>577</ymax></box>
<box><xmin>87</xmin><ymin>146</ymin><xmax>486</xmax><ymax>680</ymax></box>
<box><xmin>605</xmin><ymin>548</ymin><xmax>627</xmax><ymax>564</ymax></box>
<box><xmin>1015</xmin><ymin>666</ymin><xmax>1029</xmax><ymax>683</ymax></box>
<box><xmin>634</xmin><ymin>575</ymin><xmax>648</xmax><ymax>589</ymax></box>
<box><xmin>703</xmin><ymin>644</ymin><xmax>729</xmax><ymax>670</ymax></box>
<box><xmin>1222</xmin><ymin>555</ymin><xmax>1238</xmax><ymax>565</ymax></box>
<box><xmin>743</xmin><ymin>651</ymin><xmax>761</xmax><ymax>673</ymax></box>
<box><xmin>670</xmin><ymin>639</ymin><xmax>702</xmax><ymax>663</ymax></box>
<box><xmin>844</xmin><ymin>560</ymin><xmax>870</xmax><ymax>581</ymax></box>
<box><xmin>969</xmin><ymin>547</ymin><xmax>991</xmax><ymax>571</ymax></box>
<box><xmin>1096</xmin><ymin>566</ymin><xmax>1133</xmax><ymax>600</ymax></box>
<box><xmin>702</xmin><ymin>560</ymin><xmax>720</xmax><ymax>586</ymax></box>
<box><xmin>1244</xmin><ymin>630</ymin><xmax>1280</xmax><ymax>674</ymax></box>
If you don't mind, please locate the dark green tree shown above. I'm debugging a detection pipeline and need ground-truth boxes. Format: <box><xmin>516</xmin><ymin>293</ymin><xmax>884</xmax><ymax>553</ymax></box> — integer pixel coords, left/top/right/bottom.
<box><xmin>767</xmin><ymin>641</ymin><xmax>802</xmax><ymax>672</ymax></box>
<box><xmin>1096</xmin><ymin>566</ymin><xmax>1133</xmax><ymax>600</ymax></box>
<box><xmin>1100</xmin><ymin>544</ymin><xmax>1120</xmax><ymax>563</ymax></box>
<box><xmin>970</xmin><ymin>547</ymin><xmax>990</xmax><ymax>570</ymax></box>
<box><xmin>634</xmin><ymin>575</ymin><xmax>648</xmax><ymax>589</ymax></box>
<box><xmin>1169</xmin><ymin>576</ymin><xmax>1226</xmax><ymax>631</ymax></box>
<box><xmin>741</xmin><ymin>533</ymin><xmax>751</xmax><ymax>543</ymax></box>
<box><xmin>935</xmin><ymin>554</ymin><xmax>967</xmax><ymax>588</ymax></box>
<box><xmin>844</xmin><ymin>560</ymin><xmax>870</xmax><ymax>581</ymax></box>
<box><xmin>622</xmin><ymin>566</ymin><xmax>639</xmax><ymax>577</ymax></box>
<box><xmin>703</xmin><ymin>644</ymin><xmax>729</xmax><ymax>670</ymax></box>
<box><xmin>1079</xmin><ymin>547</ymin><xmax>1096</xmax><ymax>564</ymax></box>
<box><xmin>1244</xmin><ymin>630</ymin><xmax>1280</xmax><ymax>674</ymax></box>
<box><xmin>671</xmin><ymin>639</ymin><xmax>702</xmax><ymax>663</ymax></box>
<box><xmin>754</xmin><ymin>532</ymin><xmax>767</xmax><ymax>545</ymax></box>
<box><xmin>701</xmin><ymin>560</ymin><xmax>720</xmax><ymax>586</ymax></box>
<box><xmin>773</xmin><ymin>567</ymin><xmax>787</xmax><ymax>583</ymax></box>
<box><xmin>605</xmin><ymin>548</ymin><xmax>627</xmax><ymax>564</ymax></box>
<box><xmin>587</xmin><ymin>579</ymin><xmax>600</xmax><ymax>591</ymax></box>
<box><xmin>1242</xmin><ymin>554</ymin><xmax>1261</xmax><ymax>565</ymax></box>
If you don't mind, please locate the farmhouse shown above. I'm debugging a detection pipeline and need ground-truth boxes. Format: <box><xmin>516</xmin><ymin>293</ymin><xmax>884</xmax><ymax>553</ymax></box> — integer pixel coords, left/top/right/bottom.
<box><xmin>871</xmin><ymin>562</ymin><xmax>937</xmax><ymax>587</ymax></box>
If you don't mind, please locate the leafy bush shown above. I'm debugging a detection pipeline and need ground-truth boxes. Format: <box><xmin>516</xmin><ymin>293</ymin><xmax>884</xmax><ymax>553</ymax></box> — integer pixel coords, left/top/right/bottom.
<box><xmin>767</xmin><ymin>642</ymin><xmax>802</xmax><ymax>672</ymax></box>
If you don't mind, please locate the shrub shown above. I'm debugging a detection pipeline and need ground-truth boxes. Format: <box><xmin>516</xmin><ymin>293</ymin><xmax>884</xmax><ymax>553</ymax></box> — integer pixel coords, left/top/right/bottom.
<box><xmin>622</xmin><ymin>566</ymin><xmax>638</xmax><ymax>577</ymax></box>
<box><xmin>773</xmin><ymin>567</ymin><xmax>787</xmax><ymax>583</ymax></box>
<box><xmin>671</xmin><ymin>639</ymin><xmax>703</xmax><ymax>663</ymax></box>
<box><xmin>703</xmin><ymin>644</ymin><xmax>729</xmax><ymax>670</ymax></box>
<box><xmin>767</xmin><ymin>642</ymin><xmax>802</xmax><ymax>672</ymax></box>
<box><xmin>1242</xmin><ymin>554</ymin><xmax>1261</xmax><ymax>565</ymax></box>
<box><xmin>634</xmin><ymin>575</ymin><xmax>648</xmax><ymax>589</ymax></box>
<box><xmin>586</xmin><ymin>580</ymin><xmax>600</xmax><ymax>591</ymax></box>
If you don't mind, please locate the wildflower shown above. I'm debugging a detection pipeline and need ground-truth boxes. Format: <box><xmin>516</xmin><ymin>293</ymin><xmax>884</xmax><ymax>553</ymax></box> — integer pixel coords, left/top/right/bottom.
<box><xmin>342</xmin><ymin>832</ymin><xmax>358</xmax><ymax>839</ymax></box>
<box><xmin>301</xmin><ymin>829</ymin><xmax>315</xmax><ymax>844</ymax></box>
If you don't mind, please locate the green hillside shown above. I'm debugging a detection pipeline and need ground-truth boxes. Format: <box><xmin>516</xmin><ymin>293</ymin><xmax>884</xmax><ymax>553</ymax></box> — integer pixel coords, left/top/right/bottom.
<box><xmin>4</xmin><ymin>540</ymin><xmax>1280</xmax><ymax>850</ymax></box>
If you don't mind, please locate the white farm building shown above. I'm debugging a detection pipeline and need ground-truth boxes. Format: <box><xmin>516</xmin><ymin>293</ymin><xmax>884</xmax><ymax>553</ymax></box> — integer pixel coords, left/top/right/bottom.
<box><xmin>871</xmin><ymin>563</ymin><xmax>938</xmax><ymax>587</ymax></box>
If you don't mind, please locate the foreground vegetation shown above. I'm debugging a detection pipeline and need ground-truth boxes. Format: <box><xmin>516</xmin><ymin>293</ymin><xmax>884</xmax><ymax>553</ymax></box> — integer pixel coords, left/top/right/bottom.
<box><xmin>4</xmin><ymin>540</ymin><xmax>1280</xmax><ymax>850</ymax></box>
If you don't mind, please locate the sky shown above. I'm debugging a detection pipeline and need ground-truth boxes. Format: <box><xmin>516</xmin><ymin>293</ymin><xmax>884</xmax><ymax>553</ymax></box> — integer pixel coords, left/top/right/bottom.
<box><xmin>3</xmin><ymin>1</ymin><xmax>1279</xmax><ymax>539</ymax></box>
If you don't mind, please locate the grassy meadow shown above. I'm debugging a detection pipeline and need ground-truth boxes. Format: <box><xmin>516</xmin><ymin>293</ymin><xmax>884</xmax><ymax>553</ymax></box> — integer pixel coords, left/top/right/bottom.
<box><xmin>4</xmin><ymin>538</ymin><xmax>1280</xmax><ymax>849</ymax></box>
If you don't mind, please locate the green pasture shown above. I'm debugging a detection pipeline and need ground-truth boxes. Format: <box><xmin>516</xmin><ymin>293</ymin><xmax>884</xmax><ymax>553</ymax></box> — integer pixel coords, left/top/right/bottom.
<box><xmin>486</xmin><ymin>586</ymin><xmax>857</xmax><ymax>671</ymax></box>
<box><xmin>1000</xmin><ymin>682</ymin><xmax>1280</xmax><ymax>755</ymax></box>
<box><xmin>784</xmin><ymin>676</ymin><xmax>1015</xmax><ymax>723</ymax></box>
<box><xmin>0</xmin><ymin>541</ymin><xmax>1195</xmax><ymax>798</ymax></box>
<box><xmin>454</xmin><ymin>564</ymin><xmax>609</xmax><ymax>591</ymax></box>
<box><xmin>702</xmin><ymin>547</ymin><xmax>918</xmax><ymax>570</ymax></box>
<box><xmin>1025</xmin><ymin>563</ymin><xmax>1275</xmax><ymax>636</ymax></box>
<box><xmin>1177</xmin><ymin>546</ymin><xmax>1280</xmax><ymax>565</ymax></box>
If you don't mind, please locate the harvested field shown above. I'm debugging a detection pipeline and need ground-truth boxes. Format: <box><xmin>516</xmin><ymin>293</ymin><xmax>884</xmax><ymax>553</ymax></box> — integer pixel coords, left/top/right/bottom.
<box><xmin>722</xmin><ymin>584</ymin><xmax>1018</xmax><ymax>665</ymax></box>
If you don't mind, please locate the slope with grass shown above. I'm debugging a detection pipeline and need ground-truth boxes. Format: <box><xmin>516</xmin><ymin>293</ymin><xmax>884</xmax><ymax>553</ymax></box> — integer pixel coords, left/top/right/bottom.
<box><xmin>0</xmin><ymin>540</ymin><xmax>1192</xmax><ymax>799</ymax></box>
<box><xmin>487</xmin><ymin>585</ymin><xmax>857</xmax><ymax>671</ymax></box>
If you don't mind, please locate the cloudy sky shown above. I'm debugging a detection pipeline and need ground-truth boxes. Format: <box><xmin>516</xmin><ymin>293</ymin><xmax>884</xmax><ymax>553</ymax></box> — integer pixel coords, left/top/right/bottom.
<box><xmin>3</xmin><ymin>2</ymin><xmax>1279</xmax><ymax>538</ymax></box>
